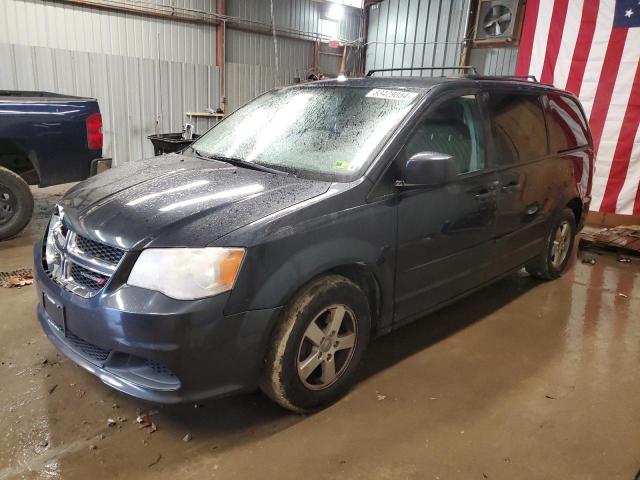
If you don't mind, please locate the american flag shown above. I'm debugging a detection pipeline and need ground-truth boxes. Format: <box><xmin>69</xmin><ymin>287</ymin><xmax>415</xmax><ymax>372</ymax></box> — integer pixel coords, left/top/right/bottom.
<box><xmin>515</xmin><ymin>0</ymin><xmax>640</xmax><ymax>215</ymax></box>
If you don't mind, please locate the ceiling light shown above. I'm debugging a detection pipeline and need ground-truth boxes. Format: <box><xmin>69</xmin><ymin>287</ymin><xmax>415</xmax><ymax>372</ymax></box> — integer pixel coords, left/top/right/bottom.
<box><xmin>327</xmin><ymin>3</ymin><xmax>344</xmax><ymax>20</ymax></box>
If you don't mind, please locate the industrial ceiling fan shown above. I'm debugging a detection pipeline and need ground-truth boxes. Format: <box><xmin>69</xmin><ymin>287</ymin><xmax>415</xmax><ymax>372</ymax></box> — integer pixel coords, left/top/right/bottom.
<box><xmin>483</xmin><ymin>5</ymin><xmax>513</xmax><ymax>36</ymax></box>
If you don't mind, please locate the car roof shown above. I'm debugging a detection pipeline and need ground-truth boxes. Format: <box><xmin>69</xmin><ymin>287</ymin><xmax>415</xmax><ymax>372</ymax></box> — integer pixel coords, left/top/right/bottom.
<box><xmin>294</xmin><ymin>75</ymin><xmax>574</xmax><ymax>97</ymax></box>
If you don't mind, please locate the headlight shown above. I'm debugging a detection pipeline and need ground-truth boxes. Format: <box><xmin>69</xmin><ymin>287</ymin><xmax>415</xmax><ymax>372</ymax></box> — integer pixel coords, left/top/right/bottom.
<box><xmin>127</xmin><ymin>247</ymin><xmax>245</xmax><ymax>300</ymax></box>
<box><xmin>44</xmin><ymin>212</ymin><xmax>64</xmax><ymax>276</ymax></box>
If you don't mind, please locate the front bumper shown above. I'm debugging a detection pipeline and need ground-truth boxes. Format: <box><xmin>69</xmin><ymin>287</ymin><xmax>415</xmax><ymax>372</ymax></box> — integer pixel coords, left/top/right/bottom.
<box><xmin>34</xmin><ymin>241</ymin><xmax>282</xmax><ymax>403</ymax></box>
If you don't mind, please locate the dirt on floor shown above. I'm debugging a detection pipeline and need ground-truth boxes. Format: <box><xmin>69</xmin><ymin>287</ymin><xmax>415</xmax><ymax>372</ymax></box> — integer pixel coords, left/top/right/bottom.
<box><xmin>1</xmin><ymin>186</ymin><xmax>640</xmax><ymax>480</ymax></box>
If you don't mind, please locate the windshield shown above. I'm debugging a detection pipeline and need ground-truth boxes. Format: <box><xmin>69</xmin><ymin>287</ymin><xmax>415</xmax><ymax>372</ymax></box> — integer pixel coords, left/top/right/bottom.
<box><xmin>191</xmin><ymin>85</ymin><xmax>422</xmax><ymax>181</ymax></box>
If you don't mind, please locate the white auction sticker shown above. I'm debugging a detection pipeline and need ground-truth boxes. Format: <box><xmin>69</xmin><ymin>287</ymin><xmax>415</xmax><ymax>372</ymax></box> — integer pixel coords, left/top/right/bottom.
<box><xmin>366</xmin><ymin>88</ymin><xmax>418</xmax><ymax>101</ymax></box>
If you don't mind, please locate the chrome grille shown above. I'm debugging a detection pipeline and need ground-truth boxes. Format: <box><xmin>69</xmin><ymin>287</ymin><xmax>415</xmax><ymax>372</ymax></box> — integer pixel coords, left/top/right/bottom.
<box><xmin>43</xmin><ymin>210</ymin><xmax>124</xmax><ymax>298</ymax></box>
<box><xmin>74</xmin><ymin>235</ymin><xmax>125</xmax><ymax>265</ymax></box>
<box><xmin>68</xmin><ymin>263</ymin><xmax>109</xmax><ymax>292</ymax></box>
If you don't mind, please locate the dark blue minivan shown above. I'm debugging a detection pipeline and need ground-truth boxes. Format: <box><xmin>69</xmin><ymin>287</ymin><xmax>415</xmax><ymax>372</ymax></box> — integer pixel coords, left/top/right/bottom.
<box><xmin>34</xmin><ymin>74</ymin><xmax>593</xmax><ymax>412</ymax></box>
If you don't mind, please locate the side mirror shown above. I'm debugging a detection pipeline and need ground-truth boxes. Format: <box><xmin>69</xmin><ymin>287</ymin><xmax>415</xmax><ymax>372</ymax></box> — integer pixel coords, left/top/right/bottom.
<box><xmin>397</xmin><ymin>151</ymin><xmax>458</xmax><ymax>188</ymax></box>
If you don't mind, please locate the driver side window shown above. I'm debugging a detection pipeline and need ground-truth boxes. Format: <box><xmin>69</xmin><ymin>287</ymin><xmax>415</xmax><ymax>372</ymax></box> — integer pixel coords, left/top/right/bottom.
<box><xmin>404</xmin><ymin>94</ymin><xmax>485</xmax><ymax>174</ymax></box>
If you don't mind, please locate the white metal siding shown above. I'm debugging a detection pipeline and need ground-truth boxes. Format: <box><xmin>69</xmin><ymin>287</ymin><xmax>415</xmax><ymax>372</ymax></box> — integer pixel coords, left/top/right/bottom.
<box><xmin>365</xmin><ymin>0</ymin><xmax>471</xmax><ymax>76</ymax></box>
<box><xmin>0</xmin><ymin>0</ymin><xmax>219</xmax><ymax>166</ymax></box>
<box><xmin>0</xmin><ymin>0</ymin><xmax>217</xmax><ymax>64</ymax></box>
<box><xmin>365</xmin><ymin>0</ymin><xmax>518</xmax><ymax>78</ymax></box>
<box><xmin>225</xmin><ymin>0</ymin><xmax>363</xmax><ymax>112</ymax></box>
<box><xmin>226</xmin><ymin>29</ymin><xmax>313</xmax><ymax>112</ymax></box>
<box><xmin>469</xmin><ymin>47</ymin><xmax>519</xmax><ymax>76</ymax></box>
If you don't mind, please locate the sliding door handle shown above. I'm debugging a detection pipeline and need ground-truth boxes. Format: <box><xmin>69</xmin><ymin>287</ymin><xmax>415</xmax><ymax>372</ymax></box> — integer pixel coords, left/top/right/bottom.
<box><xmin>501</xmin><ymin>181</ymin><xmax>520</xmax><ymax>193</ymax></box>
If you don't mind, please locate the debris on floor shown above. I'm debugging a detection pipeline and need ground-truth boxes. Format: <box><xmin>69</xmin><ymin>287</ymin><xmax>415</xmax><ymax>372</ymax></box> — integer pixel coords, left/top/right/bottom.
<box><xmin>0</xmin><ymin>269</ymin><xmax>34</xmax><ymax>288</ymax></box>
<box><xmin>375</xmin><ymin>391</ymin><xmax>387</xmax><ymax>401</ymax></box>
<box><xmin>148</xmin><ymin>454</ymin><xmax>162</xmax><ymax>467</ymax></box>
<box><xmin>136</xmin><ymin>413</ymin><xmax>158</xmax><ymax>433</ymax></box>
<box><xmin>580</xmin><ymin>225</ymin><xmax>640</xmax><ymax>256</ymax></box>
<box><xmin>182</xmin><ymin>433</ymin><xmax>192</xmax><ymax>442</ymax></box>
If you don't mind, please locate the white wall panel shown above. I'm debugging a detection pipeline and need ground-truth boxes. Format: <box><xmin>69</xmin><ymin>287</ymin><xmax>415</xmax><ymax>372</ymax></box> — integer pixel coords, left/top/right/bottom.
<box><xmin>0</xmin><ymin>0</ymin><xmax>216</xmax><ymax>65</ymax></box>
<box><xmin>0</xmin><ymin>42</ymin><xmax>220</xmax><ymax>165</ymax></box>
<box><xmin>365</xmin><ymin>0</ymin><xmax>518</xmax><ymax>78</ymax></box>
<box><xmin>469</xmin><ymin>47</ymin><xmax>519</xmax><ymax>76</ymax></box>
<box><xmin>365</xmin><ymin>0</ymin><xmax>470</xmax><ymax>76</ymax></box>
<box><xmin>225</xmin><ymin>0</ymin><xmax>363</xmax><ymax>112</ymax></box>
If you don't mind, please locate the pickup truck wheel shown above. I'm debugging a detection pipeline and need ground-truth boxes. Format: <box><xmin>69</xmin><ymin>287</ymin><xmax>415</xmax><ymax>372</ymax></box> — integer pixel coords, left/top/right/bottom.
<box><xmin>0</xmin><ymin>167</ymin><xmax>34</xmax><ymax>240</ymax></box>
<box><xmin>260</xmin><ymin>274</ymin><xmax>371</xmax><ymax>413</ymax></box>
<box><xmin>526</xmin><ymin>208</ymin><xmax>576</xmax><ymax>280</ymax></box>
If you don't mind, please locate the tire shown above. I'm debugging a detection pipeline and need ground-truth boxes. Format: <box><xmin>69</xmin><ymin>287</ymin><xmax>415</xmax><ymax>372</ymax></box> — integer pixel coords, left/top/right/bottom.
<box><xmin>260</xmin><ymin>274</ymin><xmax>371</xmax><ymax>413</ymax></box>
<box><xmin>0</xmin><ymin>167</ymin><xmax>34</xmax><ymax>241</ymax></box>
<box><xmin>525</xmin><ymin>208</ymin><xmax>576</xmax><ymax>280</ymax></box>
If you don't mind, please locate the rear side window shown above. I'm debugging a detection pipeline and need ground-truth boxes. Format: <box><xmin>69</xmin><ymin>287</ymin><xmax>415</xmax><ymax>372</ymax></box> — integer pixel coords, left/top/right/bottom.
<box><xmin>486</xmin><ymin>93</ymin><xmax>547</xmax><ymax>165</ymax></box>
<box><xmin>545</xmin><ymin>94</ymin><xmax>590</xmax><ymax>152</ymax></box>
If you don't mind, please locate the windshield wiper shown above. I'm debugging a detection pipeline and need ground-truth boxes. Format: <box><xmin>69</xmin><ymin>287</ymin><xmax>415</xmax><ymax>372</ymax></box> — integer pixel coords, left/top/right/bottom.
<box><xmin>193</xmin><ymin>149</ymin><xmax>289</xmax><ymax>176</ymax></box>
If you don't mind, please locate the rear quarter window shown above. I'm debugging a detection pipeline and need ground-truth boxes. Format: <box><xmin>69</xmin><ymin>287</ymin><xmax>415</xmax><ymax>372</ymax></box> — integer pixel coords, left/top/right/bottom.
<box><xmin>545</xmin><ymin>94</ymin><xmax>590</xmax><ymax>153</ymax></box>
<box><xmin>486</xmin><ymin>93</ymin><xmax>547</xmax><ymax>166</ymax></box>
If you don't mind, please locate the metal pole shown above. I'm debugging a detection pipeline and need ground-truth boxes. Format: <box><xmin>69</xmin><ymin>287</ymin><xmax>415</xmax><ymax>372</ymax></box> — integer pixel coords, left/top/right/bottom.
<box><xmin>216</xmin><ymin>0</ymin><xmax>226</xmax><ymax>112</ymax></box>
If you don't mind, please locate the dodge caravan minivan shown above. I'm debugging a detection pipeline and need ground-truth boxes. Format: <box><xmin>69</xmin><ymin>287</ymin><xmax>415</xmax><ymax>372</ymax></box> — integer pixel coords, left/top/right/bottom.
<box><xmin>34</xmin><ymin>73</ymin><xmax>593</xmax><ymax>412</ymax></box>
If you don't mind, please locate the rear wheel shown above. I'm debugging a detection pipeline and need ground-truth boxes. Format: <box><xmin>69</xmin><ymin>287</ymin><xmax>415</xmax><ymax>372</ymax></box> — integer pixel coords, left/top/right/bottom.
<box><xmin>260</xmin><ymin>274</ymin><xmax>371</xmax><ymax>413</ymax></box>
<box><xmin>526</xmin><ymin>208</ymin><xmax>576</xmax><ymax>280</ymax></box>
<box><xmin>0</xmin><ymin>167</ymin><xmax>34</xmax><ymax>240</ymax></box>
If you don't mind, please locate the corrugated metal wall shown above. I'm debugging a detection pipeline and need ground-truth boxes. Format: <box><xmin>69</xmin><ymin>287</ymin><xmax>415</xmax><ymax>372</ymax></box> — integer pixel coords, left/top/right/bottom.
<box><xmin>470</xmin><ymin>47</ymin><xmax>518</xmax><ymax>75</ymax></box>
<box><xmin>364</xmin><ymin>0</ymin><xmax>517</xmax><ymax>77</ymax></box>
<box><xmin>0</xmin><ymin>0</ymin><xmax>220</xmax><ymax>165</ymax></box>
<box><xmin>225</xmin><ymin>0</ymin><xmax>363</xmax><ymax>112</ymax></box>
<box><xmin>1</xmin><ymin>0</ymin><xmax>521</xmax><ymax>168</ymax></box>
<box><xmin>226</xmin><ymin>29</ymin><xmax>313</xmax><ymax>112</ymax></box>
<box><xmin>365</xmin><ymin>0</ymin><xmax>470</xmax><ymax>76</ymax></box>
<box><xmin>227</xmin><ymin>0</ymin><xmax>362</xmax><ymax>39</ymax></box>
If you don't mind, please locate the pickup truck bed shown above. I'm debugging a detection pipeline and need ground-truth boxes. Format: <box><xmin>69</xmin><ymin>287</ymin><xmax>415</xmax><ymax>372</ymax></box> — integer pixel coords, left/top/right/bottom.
<box><xmin>0</xmin><ymin>91</ymin><xmax>104</xmax><ymax>186</ymax></box>
<box><xmin>0</xmin><ymin>91</ymin><xmax>108</xmax><ymax>239</ymax></box>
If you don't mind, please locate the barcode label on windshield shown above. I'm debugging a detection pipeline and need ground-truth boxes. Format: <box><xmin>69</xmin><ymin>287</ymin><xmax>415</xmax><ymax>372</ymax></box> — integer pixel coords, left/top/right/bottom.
<box><xmin>366</xmin><ymin>89</ymin><xmax>418</xmax><ymax>101</ymax></box>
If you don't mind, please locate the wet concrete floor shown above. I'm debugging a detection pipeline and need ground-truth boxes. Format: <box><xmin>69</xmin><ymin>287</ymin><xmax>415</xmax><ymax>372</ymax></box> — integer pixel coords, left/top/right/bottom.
<box><xmin>1</xmin><ymin>185</ymin><xmax>639</xmax><ymax>479</ymax></box>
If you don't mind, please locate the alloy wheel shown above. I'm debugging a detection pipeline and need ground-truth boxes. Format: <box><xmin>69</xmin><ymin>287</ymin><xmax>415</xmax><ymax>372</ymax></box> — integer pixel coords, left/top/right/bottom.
<box><xmin>550</xmin><ymin>220</ymin><xmax>571</xmax><ymax>269</ymax></box>
<box><xmin>296</xmin><ymin>305</ymin><xmax>358</xmax><ymax>390</ymax></box>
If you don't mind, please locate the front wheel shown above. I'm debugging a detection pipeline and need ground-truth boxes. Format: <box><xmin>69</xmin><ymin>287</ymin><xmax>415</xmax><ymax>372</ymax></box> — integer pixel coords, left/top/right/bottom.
<box><xmin>526</xmin><ymin>208</ymin><xmax>576</xmax><ymax>280</ymax></box>
<box><xmin>260</xmin><ymin>274</ymin><xmax>371</xmax><ymax>413</ymax></box>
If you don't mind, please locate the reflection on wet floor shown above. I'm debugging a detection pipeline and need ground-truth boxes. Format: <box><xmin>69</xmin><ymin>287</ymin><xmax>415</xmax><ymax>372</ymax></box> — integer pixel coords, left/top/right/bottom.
<box><xmin>1</xmin><ymin>189</ymin><xmax>639</xmax><ymax>480</ymax></box>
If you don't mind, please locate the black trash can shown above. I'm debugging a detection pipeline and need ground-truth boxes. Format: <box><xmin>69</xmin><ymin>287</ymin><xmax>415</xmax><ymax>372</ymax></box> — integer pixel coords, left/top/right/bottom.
<box><xmin>147</xmin><ymin>133</ymin><xmax>201</xmax><ymax>156</ymax></box>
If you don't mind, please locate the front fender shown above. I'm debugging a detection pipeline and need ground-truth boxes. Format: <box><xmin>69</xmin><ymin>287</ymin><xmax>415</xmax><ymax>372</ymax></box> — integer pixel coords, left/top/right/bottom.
<box><xmin>224</xmin><ymin>198</ymin><xmax>398</xmax><ymax>333</ymax></box>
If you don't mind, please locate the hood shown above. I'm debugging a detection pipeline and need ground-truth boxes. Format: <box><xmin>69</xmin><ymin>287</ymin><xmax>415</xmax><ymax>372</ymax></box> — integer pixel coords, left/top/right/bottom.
<box><xmin>59</xmin><ymin>154</ymin><xmax>331</xmax><ymax>249</ymax></box>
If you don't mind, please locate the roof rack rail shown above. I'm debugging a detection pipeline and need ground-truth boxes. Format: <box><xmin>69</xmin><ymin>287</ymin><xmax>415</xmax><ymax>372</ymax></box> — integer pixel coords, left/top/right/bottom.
<box><xmin>366</xmin><ymin>66</ymin><xmax>478</xmax><ymax>76</ymax></box>
<box><xmin>470</xmin><ymin>74</ymin><xmax>539</xmax><ymax>82</ymax></box>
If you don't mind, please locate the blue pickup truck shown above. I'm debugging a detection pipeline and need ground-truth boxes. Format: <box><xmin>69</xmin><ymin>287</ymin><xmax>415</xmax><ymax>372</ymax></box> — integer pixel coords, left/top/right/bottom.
<box><xmin>0</xmin><ymin>91</ymin><xmax>110</xmax><ymax>240</ymax></box>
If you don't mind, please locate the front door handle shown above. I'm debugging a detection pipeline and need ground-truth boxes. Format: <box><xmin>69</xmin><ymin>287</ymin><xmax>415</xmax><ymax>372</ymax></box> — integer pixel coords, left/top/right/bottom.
<box><xmin>471</xmin><ymin>181</ymin><xmax>499</xmax><ymax>200</ymax></box>
<box><xmin>474</xmin><ymin>191</ymin><xmax>494</xmax><ymax>200</ymax></box>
